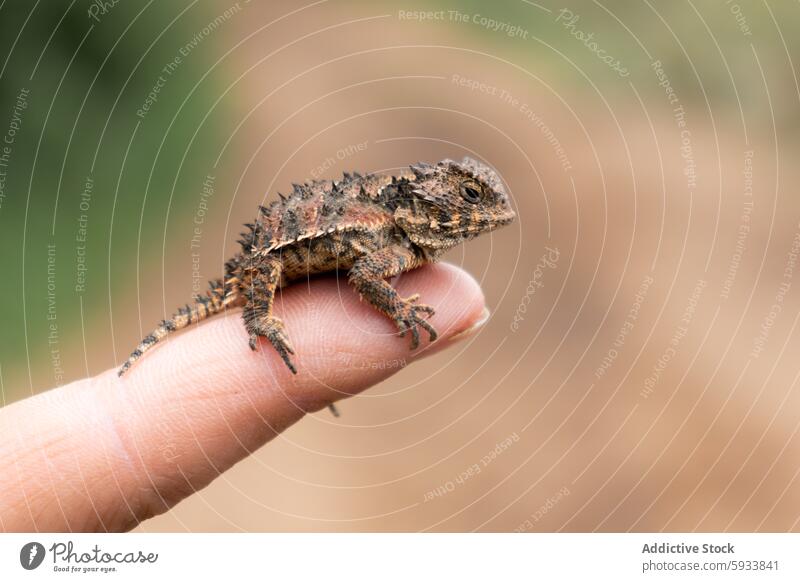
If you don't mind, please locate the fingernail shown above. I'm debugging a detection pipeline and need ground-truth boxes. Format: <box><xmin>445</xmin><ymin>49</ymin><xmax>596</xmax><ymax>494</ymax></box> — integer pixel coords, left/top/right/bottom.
<box><xmin>450</xmin><ymin>306</ymin><xmax>490</xmax><ymax>342</ymax></box>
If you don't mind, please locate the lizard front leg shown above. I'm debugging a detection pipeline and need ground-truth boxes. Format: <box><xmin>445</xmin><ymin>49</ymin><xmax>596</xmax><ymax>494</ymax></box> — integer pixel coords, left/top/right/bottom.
<box><xmin>348</xmin><ymin>244</ymin><xmax>437</xmax><ymax>349</ymax></box>
<box><xmin>241</xmin><ymin>253</ymin><xmax>296</xmax><ymax>373</ymax></box>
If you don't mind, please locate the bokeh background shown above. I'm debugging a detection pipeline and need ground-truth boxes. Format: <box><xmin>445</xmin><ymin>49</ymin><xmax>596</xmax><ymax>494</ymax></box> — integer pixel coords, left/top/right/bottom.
<box><xmin>2</xmin><ymin>0</ymin><xmax>800</xmax><ymax>532</ymax></box>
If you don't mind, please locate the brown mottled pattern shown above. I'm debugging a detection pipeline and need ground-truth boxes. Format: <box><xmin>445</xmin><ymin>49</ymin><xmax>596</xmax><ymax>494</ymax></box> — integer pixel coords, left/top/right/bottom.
<box><xmin>119</xmin><ymin>157</ymin><xmax>515</xmax><ymax>387</ymax></box>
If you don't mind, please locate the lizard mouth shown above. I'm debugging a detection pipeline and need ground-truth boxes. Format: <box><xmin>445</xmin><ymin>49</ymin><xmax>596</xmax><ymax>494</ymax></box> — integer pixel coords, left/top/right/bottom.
<box><xmin>492</xmin><ymin>209</ymin><xmax>516</xmax><ymax>228</ymax></box>
<box><xmin>442</xmin><ymin>208</ymin><xmax>515</xmax><ymax>236</ymax></box>
<box><xmin>458</xmin><ymin>211</ymin><xmax>516</xmax><ymax>239</ymax></box>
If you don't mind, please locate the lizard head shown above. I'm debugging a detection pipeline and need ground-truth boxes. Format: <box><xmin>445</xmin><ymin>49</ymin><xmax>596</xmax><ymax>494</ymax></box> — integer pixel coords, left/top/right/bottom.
<box><xmin>396</xmin><ymin>157</ymin><xmax>516</xmax><ymax>250</ymax></box>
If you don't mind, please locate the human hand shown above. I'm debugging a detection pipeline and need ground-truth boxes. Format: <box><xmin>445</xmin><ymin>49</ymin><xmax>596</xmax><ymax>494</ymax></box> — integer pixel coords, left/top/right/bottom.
<box><xmin>0</xmin><ymin>264</ymin><xmax>487</xmax><ymax>532</ymax></box>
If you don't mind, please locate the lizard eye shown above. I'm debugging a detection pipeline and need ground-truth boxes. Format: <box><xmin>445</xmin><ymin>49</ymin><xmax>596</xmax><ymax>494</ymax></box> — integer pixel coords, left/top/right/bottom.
<box><xmin>460</xmin><ymin>182</ymin><xmax>482</xmax><ymax>204</ymax></box>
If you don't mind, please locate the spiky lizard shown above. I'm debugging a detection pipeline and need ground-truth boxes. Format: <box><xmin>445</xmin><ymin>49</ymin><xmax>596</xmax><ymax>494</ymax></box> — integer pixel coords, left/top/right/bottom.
<box><xmin>118</xmin><ymin>157</ymin><xmax>515</xmax><ymax>393</ymax></box>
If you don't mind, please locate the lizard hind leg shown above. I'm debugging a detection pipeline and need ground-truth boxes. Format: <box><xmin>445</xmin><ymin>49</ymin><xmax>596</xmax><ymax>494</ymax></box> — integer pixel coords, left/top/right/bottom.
<box><xmin>242</xmin><ymin>254</ymin><xmax>297</xmax><ymax>374</ymax></box>
<box><xmin>245</xmin><ymin>309</ymin><xmax>297</xmax><ymax>374</ymax></box>
<box><xmin>118</xmin><ymin>279</ymin><xmax>232</xmax><ymax>376</ymax></box>
<box><xmin>245</xmin><ymin>298</ymin><xmax>340</xmax><ymax>415</ymax></box>
<box><xmin>243</xmin><ymin>253</ymin><xmax>341</xmax><ymax>416</ymax></box>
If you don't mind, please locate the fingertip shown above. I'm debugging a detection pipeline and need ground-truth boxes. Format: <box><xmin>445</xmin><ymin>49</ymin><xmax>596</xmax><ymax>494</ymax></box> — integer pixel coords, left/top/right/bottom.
<box><xmin>4</xmin><ymin>263</ymin><xmax>491</xmax><ymax>531</ymax></box>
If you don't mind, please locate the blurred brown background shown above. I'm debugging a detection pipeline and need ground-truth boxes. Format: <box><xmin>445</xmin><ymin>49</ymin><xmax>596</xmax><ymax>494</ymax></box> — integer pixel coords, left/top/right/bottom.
<box><xmin>3</xmin><ymin>0</ymin><xmax>800</xmax><ymax>531</ymax></box>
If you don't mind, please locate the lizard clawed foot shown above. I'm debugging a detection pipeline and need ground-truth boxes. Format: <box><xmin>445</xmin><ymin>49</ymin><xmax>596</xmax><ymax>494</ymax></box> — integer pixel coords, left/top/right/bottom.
<box><xmin>393</xmin><ymin>295</ymin><xmax>437</xmax><ymax>349</ymax></box>
<box><xmin>248</xmin><ymin>315</ymin><xmax>297</xmax><ymax>374</ymax></box>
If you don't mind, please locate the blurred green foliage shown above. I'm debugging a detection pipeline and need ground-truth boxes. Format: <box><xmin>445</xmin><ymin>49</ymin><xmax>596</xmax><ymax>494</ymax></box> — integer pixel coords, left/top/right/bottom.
<box><xmin>0</xmin><ymin>0</ymin><xmax>228</xmax><ymax>395</ymax></box>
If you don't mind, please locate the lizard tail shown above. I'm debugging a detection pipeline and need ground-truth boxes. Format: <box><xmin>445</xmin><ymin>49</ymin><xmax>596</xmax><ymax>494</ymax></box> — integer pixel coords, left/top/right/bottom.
<box><xmin>118</xmin><ymin>279</ymin><xmax>237</xmax><ymax>376</ymax></box>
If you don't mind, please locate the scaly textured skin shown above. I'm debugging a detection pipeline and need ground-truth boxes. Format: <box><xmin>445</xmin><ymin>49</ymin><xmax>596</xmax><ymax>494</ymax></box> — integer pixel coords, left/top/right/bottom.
<box><xmin>118</xmin><ymin>157</ymin><xmax>515</xmax><ymax>382</ymax></box>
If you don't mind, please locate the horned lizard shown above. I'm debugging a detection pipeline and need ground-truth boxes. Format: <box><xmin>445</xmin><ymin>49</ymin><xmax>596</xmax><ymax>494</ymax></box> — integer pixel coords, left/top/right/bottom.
<box><xmin>119</xmin><ymin>157</ymin><xmax>514</xmax><ymax>387</ymax></box>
